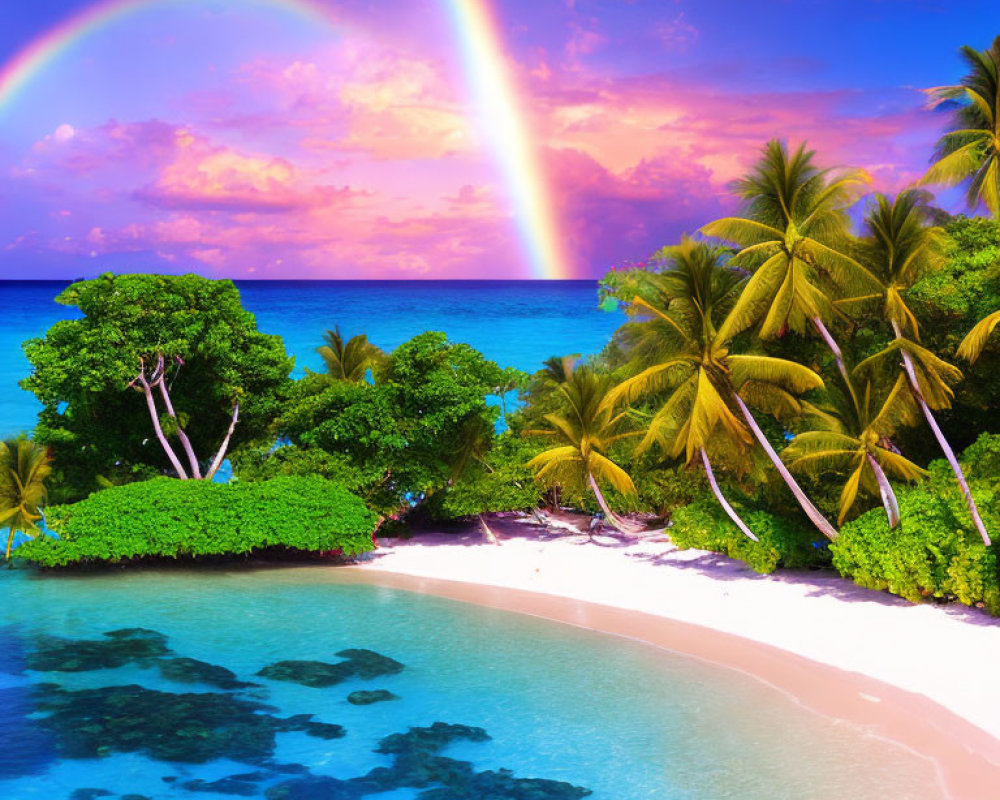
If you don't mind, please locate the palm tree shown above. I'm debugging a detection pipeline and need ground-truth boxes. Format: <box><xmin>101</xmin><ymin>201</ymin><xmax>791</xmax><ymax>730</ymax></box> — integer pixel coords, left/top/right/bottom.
<box><xmin>701</xmin><ymin>140</ymin><xmax>878</xmax><ymax>390</ymax></box>
<box><xmin>958</xmin><ymin>310</ymin><xmax>1000</xmax><ymax>363</ymax></box>
<box><xmin>921</xmin><ymin>36</ymin><xmax>1000</xmax><ymax>218</ymax></box>
<box><xmin>783</xmin><ymin>378</ymin><xmax>926</xmax><ymax>528</ymax></box>
<box><xmin>539</xmin><ymin>354</ymin><xmax>580</xmax><ymax>385</ymax></box>
<box><xmin>609</xmin><ymin>237</ymin><xmax>836</xmax><ymax>540</ymax></box>
<box><xmin>526</xmin><ymin>366</ymin><xmax>642</xmax><ymax>535</ymax></box>
<box><xmin>840</xmin><ymin>190</ymin><xmax>991</xmax><ymax>544</ymax></box>
<box><xmin>317</xmin><ymin>327</ymin><xmax>385</xmax><ymax>382</ymax></box>
<box><xmin>0</xmin><ymin>435</ymin><xmax>52</xmax><ymax>561</ymax></box>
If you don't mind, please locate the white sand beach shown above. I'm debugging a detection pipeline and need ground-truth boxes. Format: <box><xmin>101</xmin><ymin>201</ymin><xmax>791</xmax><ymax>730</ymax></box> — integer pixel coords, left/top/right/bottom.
<box><xmin>349</xmin><ymin>515</ymin><xmax>1000</xmax><ymax>799</ymax></box>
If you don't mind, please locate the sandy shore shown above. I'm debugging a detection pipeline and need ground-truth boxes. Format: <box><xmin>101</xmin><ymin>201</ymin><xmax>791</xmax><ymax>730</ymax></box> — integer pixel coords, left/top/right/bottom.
<box><xmin>347</xmin><ymin>515</ymin><xmax>1000</xmax><ymax>799</ymax></box>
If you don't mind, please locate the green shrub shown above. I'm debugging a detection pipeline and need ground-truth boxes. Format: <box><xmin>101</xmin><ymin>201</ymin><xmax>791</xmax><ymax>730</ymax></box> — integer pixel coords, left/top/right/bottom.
<box><xmin>831</xmin><ymin>478</ymin><xmax>1000</xmax><ymax>614</ymax></box>
<box><xmin>16</xmin><ymin>476</ymin><xmax>378</xmax><ymax>567</ymax></box>
<box><xmin>669</xmin><ymin>499</ymin><xmax>829</xmax><ymax>574</ymax></box>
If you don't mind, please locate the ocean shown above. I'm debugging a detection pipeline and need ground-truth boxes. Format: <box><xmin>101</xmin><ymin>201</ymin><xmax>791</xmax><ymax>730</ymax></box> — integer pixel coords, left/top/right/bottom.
<box><xmin>0</xmin><ymin>280</ymin><xmax>624</xmax><ymax>437</ymax></box>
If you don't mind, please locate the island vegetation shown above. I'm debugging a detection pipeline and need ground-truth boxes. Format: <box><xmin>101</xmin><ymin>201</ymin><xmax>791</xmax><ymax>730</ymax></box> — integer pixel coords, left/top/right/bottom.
<box><xmin>5</xmin><ymin>35</ymin><xmax>1000</xmax><ymax>616</ymax></box>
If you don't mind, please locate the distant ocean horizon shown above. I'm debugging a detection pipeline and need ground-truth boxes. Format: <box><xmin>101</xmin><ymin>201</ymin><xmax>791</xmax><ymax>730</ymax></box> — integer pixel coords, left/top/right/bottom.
<box><xmin>0</xmin><ymin>279</ymin><xmax>624</xmax><ymax>436</ymax></box>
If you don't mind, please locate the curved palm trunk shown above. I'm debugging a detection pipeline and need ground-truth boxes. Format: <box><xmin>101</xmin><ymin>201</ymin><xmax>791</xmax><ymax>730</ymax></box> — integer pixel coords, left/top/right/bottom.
<box><xmin>866</xmin><ymin>452</ymin><xmax>900</xmax><ymax>529</ymax></box>
<box><xmin>587</xmin><ymin>472</ymin><xmax>640</xmax><ymax>538</ymax></box>
<box><xmin>891</xmin><ymin>322</ymin><xmax>991</xmax><ymax>545</ymax></box>
<box><xmin>5</xmin><ymin>532</ymin><xmax>12</xmax><ymax>562</ymax></box>
<box><xmin>478</xmin><ymin>513</ymin><xmax>499</xmax><ymax>544</ymax></box>
<box><xmin>732</xmin><ymin>394</ymin><xmax>839</xmax><ymax>541</ymax></box>
<box><xmin>811</xmin><ymin>315</ymin><xmax>864</xmax><ymax>414</ymax></box>
<box><xmin>811</xmin><ymin>316</ymin><xmax>851</xmax><ymax>387</ymax></box>
<box><xmin>700</xmin><ymin>449</ymin><xmax>757</xmax><ymax>541</ymax></box>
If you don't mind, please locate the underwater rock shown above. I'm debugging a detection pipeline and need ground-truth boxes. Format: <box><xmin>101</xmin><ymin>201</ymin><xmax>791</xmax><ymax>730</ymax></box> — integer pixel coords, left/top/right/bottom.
<box><xmin>347</xmin><ymin>690</ymin><xmax>398</xmax><ymax>706</ymax></box>
<box><xmin>253</xmin><ymin>720</ymin><xmax>592</xmax><ymax>800</ymax></box>
<box><xmin>265</xmin><ymin>775</ymin><xmax>365</xmax><ymax>800</ymax></box>
<box><xmin>355</xmin><ymin>722</ymin><xmax>490</xmax><ymax>792</ymax></box>
<box><xmin>334</xmin><ymin>649</ymin><xmax>404</xmax><ymax>680</ymax></box>
<box><xmin>256</xmin><ymin>660</ymin><xmax>354</xmax><ymax>688</ymax></box>
<box><xmin>155</xmin><ymin>657</ymin><xmax>258</xmax><ymax>690</ymax></box>
<box><xmin>418</xmin><ymin>769</ymin><xmax>593</xmax><ymax>800</ymax></box>
<box><xmin>28</xmin><ymin>629</ymin><xmax>169</xmax><ymax>672</ymax></box>
<box><xmin>32</xmin><ymin>683</ymin><xmax>345</xmax><ymax>764</ymax></box>
<box><xmin>179</xmin><ymin>773</ymin><xmax>268</xmax><ymax>796</ymax></box>
<box><xmin>247</xmin><ymin>761</ymin><xmax>311</xmax><ymax>775</ymax></box>
<box><xmin>120</xmin><ymin>795</ymin><xmax>152</xmax><ymax>800</ymax></box>
<box><xmin>257</xmin><ymin>649</ymin><xmax>403</xmax><ymax>688</ymax></box>
<box><xmin>376</xmin><ymin>722</ymin><xmax>491</xmax><ymax>756</ymax></box>
<box><xmin>68</xmin><ymin>790</ymin><xmax>112</xmax><ymax>800</ymax></box>
<box><xmin>279</xmin><ymin>714</ymin><xmax>346</xmax><ymax>740</ymax></box>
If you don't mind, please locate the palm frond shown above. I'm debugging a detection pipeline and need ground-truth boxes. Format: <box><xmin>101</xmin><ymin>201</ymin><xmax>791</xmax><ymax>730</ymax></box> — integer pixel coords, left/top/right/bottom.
<box><xmin>958</xmin><ymin>310</ymin><xmax>1000</xmax><ymax>362</ymax></box>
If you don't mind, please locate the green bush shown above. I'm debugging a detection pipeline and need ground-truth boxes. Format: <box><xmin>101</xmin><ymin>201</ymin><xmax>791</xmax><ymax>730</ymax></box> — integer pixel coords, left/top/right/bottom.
<box><xmin>15</xmin><ymin>476</ymin><xmax>378</xmax><ymax>567</ymax></box>
<box><xmin>831</xmin><ymin>476</ymin><xmax>1000</xmax><ymax>614</ymax></box>
<box><xmin>669</xmin><ymin>499</ymin><xmax>829</xmax><ymax>574</ymax></box>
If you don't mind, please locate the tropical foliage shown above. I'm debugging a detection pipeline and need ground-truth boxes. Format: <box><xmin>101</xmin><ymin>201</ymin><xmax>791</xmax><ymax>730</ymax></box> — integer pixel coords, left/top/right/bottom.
<box><xmin>603</xmin><ymin>237</ymin><xmax>833</xmax><ymax>540</ymax></box>
<box><xmin>317</xmin><ymin>327</ymin><xmax>385</xmax><ymax>382</ymax></box>
<box><xmin>14</xmin><ymin>476</ymin><xmax>377</xmax><ymax>567</ymax></box>
<box><xmin>247</xmin><ymin>332</ymin><xmax>519</xmax><ymax>517</ymax></box>
<box><xmin>0</xmin><ymin>435</ymin><xmax>51</xmax><ymax>560</ymax></box>
<box><xmin>922</xmin><ymin>35</ymin><xmax>1000</xmax><ymax>217</ymax></box>
<box><xmin>831</xmin><ymin>435</ymin><xmax>1000</xmax><ymax>614</ymax></box>
<box><xmin>525</xmin><ymin>364</ymin><xmax>640</xmax><ymax>533</ymax></box>
<box><xmin>21</xmin><ymin>273</ymin><xmax>293</xmax><ymax>502</ymax></box>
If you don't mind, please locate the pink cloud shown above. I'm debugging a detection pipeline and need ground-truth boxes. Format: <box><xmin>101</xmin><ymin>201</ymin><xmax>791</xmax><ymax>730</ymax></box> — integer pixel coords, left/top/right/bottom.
<box><xmin>136</xmin><ymin>136</ymin><xmax>359</xmax><ymax>213</ymax></box>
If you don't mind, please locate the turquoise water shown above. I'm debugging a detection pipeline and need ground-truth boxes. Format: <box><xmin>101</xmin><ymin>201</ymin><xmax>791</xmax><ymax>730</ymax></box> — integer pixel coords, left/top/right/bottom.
<box><xmin>0</xmin><ymin>280</ymin><xmax>623</xmax><ymax>437</ymax></box>
<box><xmin>0</xmin><ymin>566</ymin><xmax>941</xmax><ymax>800</ymax></box>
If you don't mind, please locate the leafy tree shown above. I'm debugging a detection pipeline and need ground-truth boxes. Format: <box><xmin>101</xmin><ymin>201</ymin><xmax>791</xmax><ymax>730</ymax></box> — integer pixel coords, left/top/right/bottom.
<box><xmin>783</xmin><ymin>379</ymin><xmax>926</xmax><ymax>528</ymax></box>
<box><xmin>0</xmin><ymin>435</ymin><xmax>52</xmax><ymax>561</ymax></box>
<box><xmin>608</xmin><ymin>237</ymin><xmax>835</xmax><ymax>540</ymax></box>
<box><xmin>434</xmin><ymin>433</ymin><xmax>543</xmax><ymax>541</ymax></box>
<box><xmin>258</xmin><ymin>332</ymin><xmax>511</xmax><ymax>517</ymax></box>
<box><xmin>922</xmin><ymin>35</ymin><xmax>1000</xmax><ymax>217</ymax></box>
<box><xmin>701</xmin><ymin>139</ymin><xmax>877</xmax><ymax>389</ymax></box>
<box><xmin>316</xmin><ymin>327</ymin><xmax>386</xmax><ymax>382</ymax></box>
<box><xmin>21</xmin><ymin>273</ymin><xmax>293</xmax><ymax>502</ymax></box>
<box><xmin>525</xmin><ymin>365</ymin><xmax>642</xmax><ymax>534</ymax></box>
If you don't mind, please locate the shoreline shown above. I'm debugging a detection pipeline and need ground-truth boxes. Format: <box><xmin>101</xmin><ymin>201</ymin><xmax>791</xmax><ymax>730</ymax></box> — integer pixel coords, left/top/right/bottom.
<box><xmin>346</xmin><ymin>518</ymin><xmax>1000</xmax><ymax>799</ymax></box>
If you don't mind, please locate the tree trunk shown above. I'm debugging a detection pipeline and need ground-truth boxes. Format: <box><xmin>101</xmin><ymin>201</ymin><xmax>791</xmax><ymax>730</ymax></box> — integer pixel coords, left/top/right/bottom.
<box><xmin>586</xmin><ymin>472</ymin><xmax>640</xmax><ymax>538</ymax></box>
<box><xmin>811</xmin><ymin>315</ymin><xmax>863</xmax><ymax>414</ymax></box>
<box><xmin>135</xmin><ymin>367</ymin><xmax>189</xmax><ymax>480</ymax></box>
<box><xmin>478</xmin><ymin>513</ymin><xmax>499</xmax><ymax>544</ymax></box>
<box><xmin>205</xmin><ymin>403</ymin><xmax>240</xmax><ymax>481</ymax></box>
<box><xmin>866</xmin><ymin>452</ymin><xmax>900</xmax><ymax>529</ymax></box>
<box><xmin>891</xmin><ymin>321</ymin><xmax>991</xmax><ymax>545</ymax></box>
<box><xmin>155</xmin><ymin>367</ymin><xmax>202</xmax><ymax>479</ymax></box>
<box><xmin>732</xmin><ymin>393</ymin><xmax>839</xmax><ymax>541</ymax></box>
<box><xmin>700</xmin><ymin>448</ymin><xmax>758</xmax><ymax>541</ymax></box>
<box><xmin>5</xmin><ymin>532</ymin><xmax>12</xmax><ymax>561</ymax></box>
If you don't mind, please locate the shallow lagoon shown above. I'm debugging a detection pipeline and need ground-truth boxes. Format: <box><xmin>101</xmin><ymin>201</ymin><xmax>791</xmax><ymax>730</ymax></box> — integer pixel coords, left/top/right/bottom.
<box><xmin>0</xmin><ymin>565</ymin><xmax>942</xmax><ymax>799</ymax></box>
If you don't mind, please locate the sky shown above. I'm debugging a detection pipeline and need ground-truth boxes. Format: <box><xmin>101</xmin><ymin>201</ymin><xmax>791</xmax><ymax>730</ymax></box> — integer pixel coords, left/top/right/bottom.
<box><xmin>0</xmin><ymin>0</ymin><xmax>997</xmax><ymax>280</ymax></box>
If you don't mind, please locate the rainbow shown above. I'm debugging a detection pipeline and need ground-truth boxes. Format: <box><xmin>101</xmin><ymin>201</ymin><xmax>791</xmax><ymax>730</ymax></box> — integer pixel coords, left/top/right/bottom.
<box><xmin>0</xmin><ymin>0</ymin><xmax>571</xmax><ymax>280</ymax></box>
<box><xmin>444</xmin><ymin>0</ymin><xmax>570</xmax><ymax>279</ymax></box>
<box><xmin>0</xmin><ymin>0</ymin><xmax>340</xmax><ymax>110</ymax></box>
